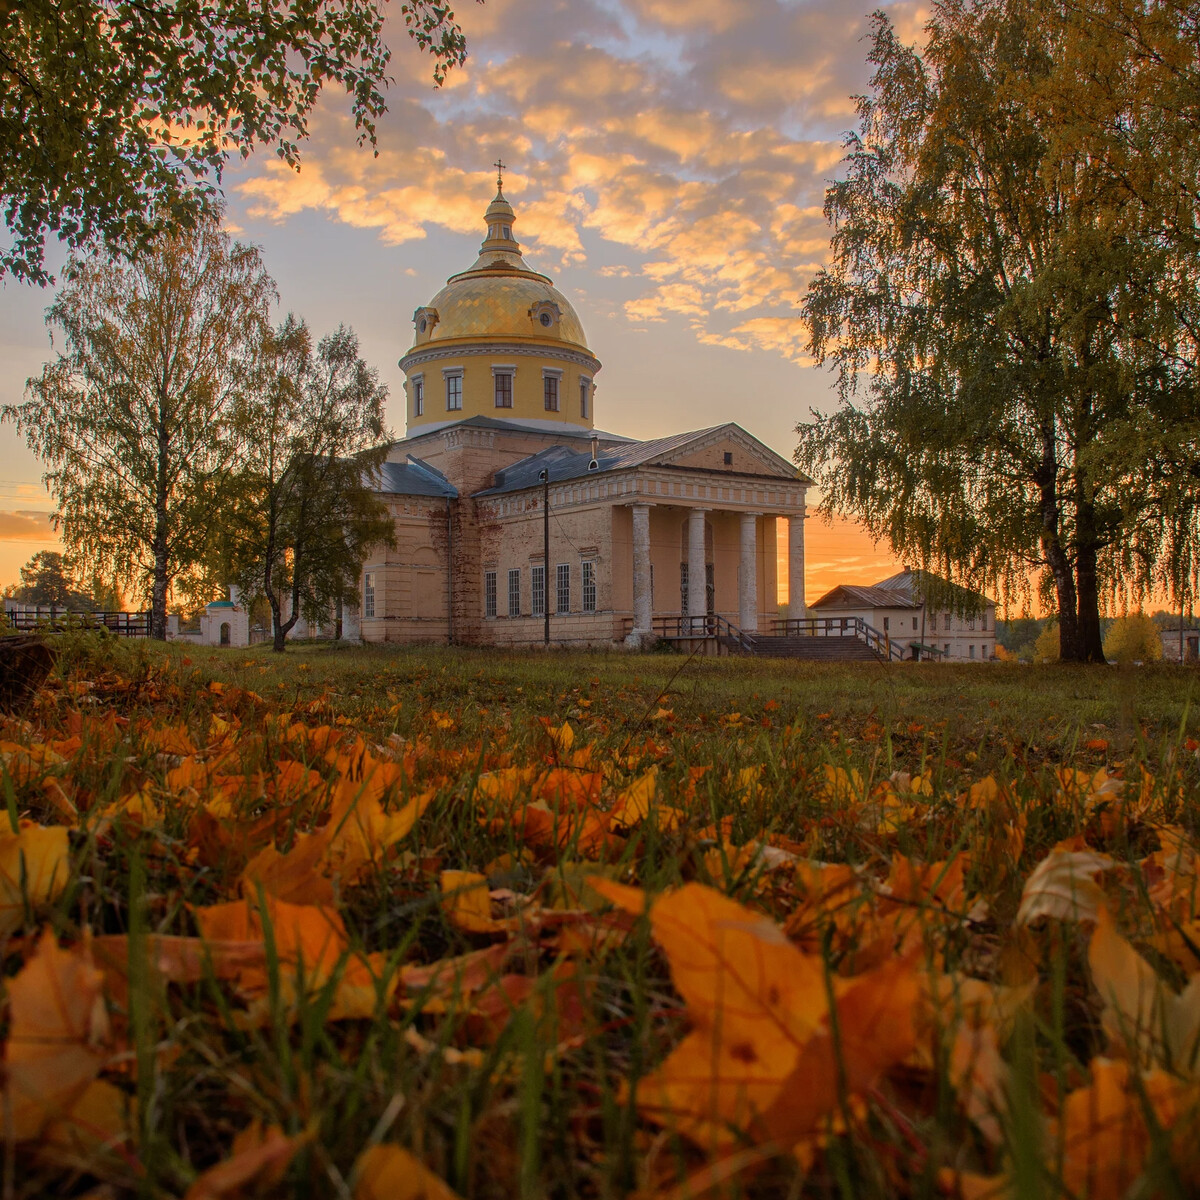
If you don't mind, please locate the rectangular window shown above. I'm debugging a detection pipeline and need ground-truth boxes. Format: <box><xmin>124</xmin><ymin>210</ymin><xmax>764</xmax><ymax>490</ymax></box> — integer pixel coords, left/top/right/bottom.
<box><xmin>582</xmin><ymin>561</ymin><xmax>596</xmax><ymax>612</ymax></box>
<box><xmin>494</xmin><ymin>372</ymin><xmax>513</xmax><ymax>408</ymax></box>
<box><xmin>413</xmin><ymin>378</ymin><xmax>424</xmax><ymax>417</ymax></box>
<box><xmin>580</xmin><ymin>378</ymin><xmax>590</xmax><ymax>419</ymax></box>
<box><xmin>508</xmin><ymin>568</ymin><xmax>521</xmax><ymax>617</ymax></box>
<box><xmin>446</xmin><ymin>374</ymin><xmax>462</xmax><ymax>410</ymax></box>
<box><xmin>943</xmin><ymin>612</ymin><xmax>951</xmax><ymax>631</ymax></box>
<box><xmin>967</xmin><ymin>616</ymin><xmax>976</xmax><ymax>631</ymax></box>
<box><xmin>969</xmin><ymin>644</ymin><xmax>976</xmax><ymax>659</ymax></box>
<box><xmin>531</xmin><ymin>565</ymin><xmax>545</xmax><ymax>617</ymax></box>
<box><xmin>944</xmin><ymin>643</ymin><xmax>950</xmax><ymax>656</ymax></box>
<box><xmin>680</xmin><ymin>562</ymin><xmax>688</xmax><ymax>613</ymax></box>
<box><xmin>363</xmin><ymin>572</ymin><xmax>376</xmax><ymax>619</ymax></box>
<box><xmin>484</xmin><ymin>571</ymin><xmax>497</xmax><ymax>618</ymax></box>
<box><xmin>544</xmin><ymin>375</ymin><xmax>559</xmax><ymax>412</ymax></box>
<box><xmin>883</xmin><ymin>616</ymin><xmax>890</xmax><ymax>631</ymax></box>
<box><xmin>981</xmin><ymin>611</ymin><xmax>988</xmax><ymax>631</ymax></box>
<box><xmin>556</xmin><ymin>563</ymin><xmax>571</xmax><ymax>613</ymax></box>
<box><xmin>912</xmin><ymin>617</ymin><xmax>918</xmax><ymax>631</ymax></box>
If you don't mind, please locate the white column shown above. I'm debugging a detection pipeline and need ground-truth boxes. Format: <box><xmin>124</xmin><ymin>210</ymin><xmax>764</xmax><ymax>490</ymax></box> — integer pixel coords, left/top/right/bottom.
<box><xmin>687</xmin><ymin>508</ymin><xmax>708</xmax><ymax>632</ymax></box>
<box><xmin>631</xmin><ymin>503</ymin><xmax>653</xmax><ymax>638</ymax></box>
<box><xmin>787</xmin><ymin>510</ymin><xmax>806</xmax><ymax>621</ymax></box>
<box><xmin>342</xmin><ymin>602</ymin><xmax>361</xmax><ymax>643</ymax></box>
<box><xmin>739</xmin><ymin>512</ymin><xmax>760</xmax><ymax>633</ymax></box>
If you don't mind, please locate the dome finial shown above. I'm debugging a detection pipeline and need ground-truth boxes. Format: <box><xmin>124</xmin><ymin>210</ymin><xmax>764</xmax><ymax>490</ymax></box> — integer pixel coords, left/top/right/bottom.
<box><xmin>493</xmin><ymin>157</ymin><xmax>506</xmax><ymax>196</ymax></box>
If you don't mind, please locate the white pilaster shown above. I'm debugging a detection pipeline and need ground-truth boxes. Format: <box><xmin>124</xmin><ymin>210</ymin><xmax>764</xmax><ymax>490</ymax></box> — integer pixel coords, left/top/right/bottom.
<box><xmin>631</xmin><ymin>503</ymin><xmax>653</xmax><ymax>637</ymax></box>
<box><xmin>687</xmin><ymin>508</ymin><xmax>709</xmax><ymax>632</ymax></box>
<box><xmin>739</xmin><ymin>512</ymin><xmax>760</xmax><ymax>632</ymax></box>
<box><xmin>788</xmin><ymin>510</ymin><xmax>806</xmax><ymax>621</ymax></box>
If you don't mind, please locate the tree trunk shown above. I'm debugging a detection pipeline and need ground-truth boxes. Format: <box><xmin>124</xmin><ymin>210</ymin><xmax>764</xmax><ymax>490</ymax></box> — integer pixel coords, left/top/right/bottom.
<box><xmin>1037</xmin><ymin>425</ymin><xmax>1082</xmax><ymax>660</ymax></box>
<box><xmin>1075</xmin><ymin>507</ymin><xmax>1107</xmax><ymax>664</ymax></box>
<box><xmin>150</xmin><ymin>398</ymin><xmax>171</xmax><ymax>640</ymax></box>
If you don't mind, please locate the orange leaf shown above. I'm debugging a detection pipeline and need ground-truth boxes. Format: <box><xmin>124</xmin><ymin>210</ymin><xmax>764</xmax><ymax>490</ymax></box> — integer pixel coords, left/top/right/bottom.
<box><xmin>2</xmin><ymin>930</ymin><xmax>111</xmax><ymax>1140</ymax></box>
<box><xmin>352</xmin><ymin>1144</ymin><xmax>462</xmax><ymax>1200</ymax></box>
<box><xmin>185</xmin><ymin>1122</ymin><xmax>311</xmax><ymax>1199</ymax></box>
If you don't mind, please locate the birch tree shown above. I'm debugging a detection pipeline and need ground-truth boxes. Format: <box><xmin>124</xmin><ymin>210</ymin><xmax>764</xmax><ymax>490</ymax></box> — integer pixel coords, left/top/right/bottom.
<box><xmin>4</xmin><ymin>218</ymin><xmax>273</xmax><ymax>638</ymax></box>
<box><xmin>797</xmin><ymin>0</ymin><xmax>1200</xmax><ymax>662</ymax></box>
<box><xmin>220</xmin><ymin>316</ymin><xmax>393</xmax><ymax>651</ymax></box>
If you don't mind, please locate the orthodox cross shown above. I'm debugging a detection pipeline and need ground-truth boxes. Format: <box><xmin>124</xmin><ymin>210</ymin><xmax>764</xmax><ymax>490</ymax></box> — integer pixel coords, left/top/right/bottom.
<box><xmin>494</xmin><ymin>158</ymin><xmax>506</xmax><ymax>190</ymax></box>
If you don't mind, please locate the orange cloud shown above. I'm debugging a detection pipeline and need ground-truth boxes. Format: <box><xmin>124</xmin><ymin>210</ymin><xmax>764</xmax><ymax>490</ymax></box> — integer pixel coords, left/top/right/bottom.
<box><xmin>231</xmin><ymin>0</ymin><xmax>896</xmax><ymax>366</ymax></box>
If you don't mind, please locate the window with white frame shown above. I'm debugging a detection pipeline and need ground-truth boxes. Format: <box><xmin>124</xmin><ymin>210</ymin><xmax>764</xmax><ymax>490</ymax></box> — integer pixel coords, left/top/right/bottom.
<box><xmin>484</xmin><ymin>571</ymin><xmax>497</xmax><ymax>618</ymax></box>
<box><xmin>363</xmin><ymin>571</ymin><xmax>376</xmax><ymax>618</ymax></box>
<box><xmin>580</xmin><ymin>377</ymin><xmax>591</xmax><ymax>419</ymax></box>
<box><xmin>582</xmin><ymin>561</ymin><xmax>596</xmax><ymax>612</ymax></box>
<box><xmin>493</xmin><ymin>366</ymin><xmax>514</xmax><ymax>408</ymax></box>
<box><xmin>412</xmin><ymin>375</ymin><xmax>424</xmax><ymax>418</ymax></box>
<box><xmin>556</xmin><ymin>563</ymin><xmax>570</xmax><ymax>613</ymax></box>
<box><xmin>543</xmin><ymin>369</ymin><xmax>561</xmax><ymax>412</ymax></box>
<box><xmin>531</xmin><ymin>564</ymin><xmax>546</xmax><ymax>616</ymax></box>
<box><xmin>507</xmin><ymin>569</ymin><xmax>521</xmax><ymax>617</ymax></box>
<box><xmin>444</xmin><ymin>370</ymin><xmax>463</xmax><ymax>410</ymax></box>
<box><xmin>967</xmin><ymin>615</ymin><xmax>976</xmax><ymax>631</ymax></box>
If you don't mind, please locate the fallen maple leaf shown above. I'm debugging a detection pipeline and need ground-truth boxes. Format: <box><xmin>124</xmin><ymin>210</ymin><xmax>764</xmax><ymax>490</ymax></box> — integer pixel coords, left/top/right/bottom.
<box><xmin>185</xmin><ymin>1121</ymin><xmax>312</xmax><ymax>1199</ymax></box>
<box><xmin>1016</xmin><ymin>843</ymin><xmax>1114</xmax><ymax>925</ymax></box>
<box><xmin>2</xmin><ymin>930</ymin><xmax>111</xmax><ymax>1140</ymax></box>
<box><xmin>352</xmin><ymin>1143</ymin><xmax>462</xmax><ymax>1200</ymax></box>
<box><xmin>0</xmin><ymin>821</ymin><xmax>69</xmax><ymax>937</ymax></box>
<box><xmin>440</xmin><ymin>869</ymin><xmax>510</xmax><ymax>934</ymax></box>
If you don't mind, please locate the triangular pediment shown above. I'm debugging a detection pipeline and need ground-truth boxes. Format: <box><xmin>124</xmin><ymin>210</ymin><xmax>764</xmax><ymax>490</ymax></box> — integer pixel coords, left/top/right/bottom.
<box><xmin>643</xmin><ymin>423</ymin><xmax>804</xmax><ymax>480</ymax></box>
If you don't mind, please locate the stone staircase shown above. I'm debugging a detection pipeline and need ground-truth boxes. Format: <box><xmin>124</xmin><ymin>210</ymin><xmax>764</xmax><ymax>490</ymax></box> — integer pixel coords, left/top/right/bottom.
<box><xmin>743</xmin><ymin>634</ymin><xmax>888</xmax><ymax>662</ymax></box>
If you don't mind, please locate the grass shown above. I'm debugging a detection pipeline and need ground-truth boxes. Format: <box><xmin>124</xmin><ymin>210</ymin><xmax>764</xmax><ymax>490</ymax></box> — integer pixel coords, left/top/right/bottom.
<box><xmin>5</xmin><ymin>634</ymin><xmax>1200</xmax><ymax>1198</ymax></box>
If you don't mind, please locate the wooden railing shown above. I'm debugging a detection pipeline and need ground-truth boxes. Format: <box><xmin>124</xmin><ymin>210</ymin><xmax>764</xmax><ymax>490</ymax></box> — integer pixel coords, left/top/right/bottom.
<box><xmin>770</xmin><ymin>615</ymin><xmax>905</xmax><ymax>662</ymax></box>
<box><xmin>3</xmin><ymin>608</ymin><xmax>152</xmax><ymax>638</ymax></box>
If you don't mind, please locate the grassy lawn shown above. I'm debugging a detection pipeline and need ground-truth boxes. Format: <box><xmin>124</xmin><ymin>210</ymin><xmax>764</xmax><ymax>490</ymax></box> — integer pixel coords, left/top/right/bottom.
<box><xmin>4</xmin><ymin>635</ymin><xmax>1200</xmax><ymax>1198</ymax></box>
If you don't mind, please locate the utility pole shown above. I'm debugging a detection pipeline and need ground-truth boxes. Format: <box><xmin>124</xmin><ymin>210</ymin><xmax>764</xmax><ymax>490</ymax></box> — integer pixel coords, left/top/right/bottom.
<box><xmin>540</xmin><ymin>468</ymin><xmax>550</xmax><ymax>645</ymax></box>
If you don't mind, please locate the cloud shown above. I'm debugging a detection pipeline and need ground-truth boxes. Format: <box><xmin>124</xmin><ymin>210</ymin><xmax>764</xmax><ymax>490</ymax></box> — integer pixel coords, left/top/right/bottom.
<box><xmin>232</xmin><ymin>0</ymin><xmax>917</xmax><ymax>364</ymax></box>
<box><xmin>0</xmin><ymin>510</ymin><xmax>58</xmax><ymax>543</ymax></box>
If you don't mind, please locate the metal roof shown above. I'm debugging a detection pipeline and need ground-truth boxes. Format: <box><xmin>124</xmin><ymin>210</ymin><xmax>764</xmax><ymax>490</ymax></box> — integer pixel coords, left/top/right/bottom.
<box><xmin>375</xmin><ymin>457</ymin><xmax>458</xmax><ymax>498</ymax></box>
<box><xmin>474</xmin><ymin>423</ymin><xmax>806</xmax><ymax>497</ymax></box>
<box><xmin>809</xmin><ymin>584</ymin><xmax>921</xmax><ymax>611</ymax></box>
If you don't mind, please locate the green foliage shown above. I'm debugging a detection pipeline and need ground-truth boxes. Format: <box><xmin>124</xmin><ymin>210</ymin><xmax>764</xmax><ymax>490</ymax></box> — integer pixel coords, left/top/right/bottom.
<box><xmin>3</xmin><ymin>551</ymin><xmax>89</xmax><ymax>607</ymax></box>
<box><xmin>1103</xmin><ymin>612</ymin><xmax>1164</xmax><ymax>664</ymax></box>
<box><xmin>3</xmin><ymin>218</ymin><xmax>275</xmax><ymax>639</ymax></box>
<box><xmin>0</xmin><ymin>0</ymin><xmax>477</xmax><ymax>285</ymax></box>
<box><xmin>797</xmin><ymin>0</ymin><xmax>1200</xmax><ymax>664</ymax></box>
<box><xmin>218</xmin><ymin>315</ymin><xmax>395</xmax><ymax>651</ymax></box>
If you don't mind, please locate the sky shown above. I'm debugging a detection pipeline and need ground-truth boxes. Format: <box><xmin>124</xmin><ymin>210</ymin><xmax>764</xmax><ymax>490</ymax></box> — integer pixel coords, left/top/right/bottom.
<box><xmin>0</xmin><ymin>0</ymin><xmax>932</xmax><ymax>599</ymax></box>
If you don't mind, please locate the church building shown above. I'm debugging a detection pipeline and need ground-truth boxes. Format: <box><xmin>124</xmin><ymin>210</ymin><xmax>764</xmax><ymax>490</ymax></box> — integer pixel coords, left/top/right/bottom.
<box><xmin>351</xmin><ymin>176</ymin><xmax>810</xmax><ymax>648</ymax></box>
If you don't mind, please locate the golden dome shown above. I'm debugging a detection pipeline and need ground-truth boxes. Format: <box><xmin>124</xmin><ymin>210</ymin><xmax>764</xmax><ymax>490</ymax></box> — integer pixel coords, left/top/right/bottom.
<box><xmin>404</xmin><ymin>186</ymin><xmax>591</xmax><ymax>354</ymax></box>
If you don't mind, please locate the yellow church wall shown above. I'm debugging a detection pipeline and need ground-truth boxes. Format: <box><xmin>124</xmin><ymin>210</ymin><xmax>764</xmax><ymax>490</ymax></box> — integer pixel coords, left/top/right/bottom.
<box><xmin>404</xmin><ymin>345</ymin><xmax>597</xmax><ymax>432</ymax></box>
<box><xmin>358</xmin><ymin>500</ymin><xmax>451</xmax><ymax>644</ymax></box>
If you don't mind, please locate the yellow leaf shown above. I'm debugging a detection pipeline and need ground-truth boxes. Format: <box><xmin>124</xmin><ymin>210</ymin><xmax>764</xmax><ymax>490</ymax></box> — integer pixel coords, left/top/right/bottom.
<box><xmin>2</xmin><ymin>930</ymin><xmax>111</xmax><ymax>1140</ymax></box>
<box><xmin>609</xmin><ymin>769</ymin><xmax>658</xmax><ymax>827</ymax></box>
<box><xmin>0</xmin><ymin>822</ymin><xmax>69</xmax><ymax>937</ymax></box>
<box><xmin>352</xmin><ymin>1144</ymin><xmax>463</xmax><ymax>1200</ymax></box>
<box><xmin>440</xmin><ymin>870</ymin><xmax>504</xmax><ymax>934</ymax></box>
